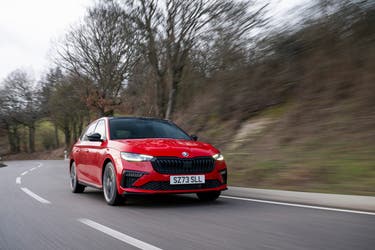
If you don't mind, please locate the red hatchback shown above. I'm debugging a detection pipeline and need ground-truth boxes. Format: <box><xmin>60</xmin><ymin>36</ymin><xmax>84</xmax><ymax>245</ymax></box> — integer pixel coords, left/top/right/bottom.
<box><xmin>69</xmin><ymin>117</ymin><xmax>227</xmax><ymax>205</ymax></box>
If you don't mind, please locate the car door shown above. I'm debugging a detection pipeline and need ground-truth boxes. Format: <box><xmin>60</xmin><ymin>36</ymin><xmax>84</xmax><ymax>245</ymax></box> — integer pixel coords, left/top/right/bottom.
<box><xmin>76</xmin><ymin>121</ymin><xmax>97</xmax><ymax>183</ymax></box>
<box><xmin>85</xmin><ymin>119</ymin><xmax>107</xmax><ymax>186</ymax></box>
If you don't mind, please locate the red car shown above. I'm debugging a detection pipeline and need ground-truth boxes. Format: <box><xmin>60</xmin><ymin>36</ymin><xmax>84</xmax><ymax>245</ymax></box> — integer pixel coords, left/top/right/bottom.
<box><xmin>69</xmin><ymin>117</ymin><xmax>227</xmax><ymax>205</ymax></box>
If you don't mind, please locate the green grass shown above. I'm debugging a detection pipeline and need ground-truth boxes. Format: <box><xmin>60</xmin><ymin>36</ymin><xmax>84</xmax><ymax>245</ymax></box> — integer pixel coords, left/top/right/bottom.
<box><xmin>257</xmin><ymin>102</ymin><xmax>292</xmax><ymax>118</ymax></box>
<box><xmin>225</xmin><ymin>142</ymin><xmax>375</xmax><ymax>196</ymax></box>
<box><xmin>218</xmin><ymin>99</ymin><xmax>375</xmax><ymax>196</ymax></box>
<box><xmin>35</xmin><ymin>119</ymin><xmax>64</xmax><ymax>151</ymax></box>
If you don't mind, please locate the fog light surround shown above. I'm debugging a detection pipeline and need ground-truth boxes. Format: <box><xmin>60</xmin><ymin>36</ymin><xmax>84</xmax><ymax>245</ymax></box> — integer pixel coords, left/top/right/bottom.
<box><xmin>219</xmin><ymin>169</ymin><xmax>227</xmax><ymax>184</ymax></box>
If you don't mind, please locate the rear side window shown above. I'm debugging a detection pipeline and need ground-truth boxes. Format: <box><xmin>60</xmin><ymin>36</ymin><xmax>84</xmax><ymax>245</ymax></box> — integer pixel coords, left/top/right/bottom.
<box><xmin>109</xmin><ymin>119</ymin><xmax>191</xmax><ymax>140</ymax></box>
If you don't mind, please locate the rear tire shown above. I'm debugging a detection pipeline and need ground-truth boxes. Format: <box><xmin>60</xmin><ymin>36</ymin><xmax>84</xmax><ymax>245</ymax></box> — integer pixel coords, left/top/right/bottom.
<box><xmin>103</xmin><ymin>162</ymin><xmax>123</xmax><ymax>206</ymax></box>
<box><xmin>196</xmin><ymin>191</ymin><xmax>221</xmax><ymax>201</ymax></box>
<box><xmin>70</xmin><ymin>162</ymin><xmax>85</xmax><ymax>193</ymax></box>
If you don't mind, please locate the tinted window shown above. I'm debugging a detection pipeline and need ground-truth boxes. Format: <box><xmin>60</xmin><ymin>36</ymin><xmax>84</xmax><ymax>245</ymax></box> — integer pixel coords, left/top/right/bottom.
<box><xmin>109</xmin><ymin>119</ymin><xmax>191</xmax><ymax>140</ymax></box>
<box><xmin>94</xmin><ymin>120</ymin><xmax>106</xmax><ymax>139</ymax></box>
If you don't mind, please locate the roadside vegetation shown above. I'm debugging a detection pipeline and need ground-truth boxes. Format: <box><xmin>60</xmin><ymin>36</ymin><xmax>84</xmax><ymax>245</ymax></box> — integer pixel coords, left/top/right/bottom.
<box><xmin>1</xmin><ymin>0</ymin><xmax>374</xmax><ymax>195</ymax></box>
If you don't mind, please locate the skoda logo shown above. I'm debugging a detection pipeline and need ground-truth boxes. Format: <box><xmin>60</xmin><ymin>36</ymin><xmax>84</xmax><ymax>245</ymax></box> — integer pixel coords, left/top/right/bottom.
<box><xmin>181</xmin><ymin>152</ymin><xmax>189</xmax><ymax>157</ymax></box>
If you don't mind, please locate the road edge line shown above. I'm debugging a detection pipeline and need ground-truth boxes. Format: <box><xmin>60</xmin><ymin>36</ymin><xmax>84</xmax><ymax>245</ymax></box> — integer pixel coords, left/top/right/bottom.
<box><xmin>221</xmin><ymin>195</ymin><xmax>375</xmax><ymax>216</ymax></box>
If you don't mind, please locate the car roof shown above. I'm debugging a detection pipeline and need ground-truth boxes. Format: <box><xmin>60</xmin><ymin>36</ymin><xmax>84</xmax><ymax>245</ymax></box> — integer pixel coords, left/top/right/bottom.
<box><xmin>106</xmin><ymin>116</ymin><xmax>171</xmax><ymax>123</ymax></box>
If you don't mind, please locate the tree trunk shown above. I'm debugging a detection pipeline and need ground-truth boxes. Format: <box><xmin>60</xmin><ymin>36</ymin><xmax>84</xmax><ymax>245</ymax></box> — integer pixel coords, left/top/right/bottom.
<box><xmin>103</xmin><ymin>109</ymin><xmax>114</xmax><ymax>117</ymax></box>
<box><xmin>96</xmin><ymin>105</ymin><xmax>106</xmax><ymax>118</ymax></box>
<box><xmin>155</xmin><ymin>76</ymin><xmax>168</xmax><ymax>118</ymax></box>
<box><xmin>28</xmin><ymin>124</ymin><xmax>35</xmax><ymax>153</ymax></box>
<box><xmin>8</xmin><ymin>126</ymin><xmax>21</xmax><ymax>153</ymax></box>
<box><xmin>78</xmin><ymin>119</ymin><xmax>83</xmax><ymax>138</ymax></box>
<box><xmin>73</xmin><ymin>121</ymin><xmax>78</xmax><ymax>142</ymax></box>
<box><xmin>165</xmin><ymin>86</ymin><xmax>176</xmax><ymax>120</ymax></box>
<box><xmin>64</xmin><ymin>126</ymin><xmax>71</xmax><ymax>149</ymax></box>
<box><xmin>165</xmin><ymin>71</ymin><xmax>181</xmax><ymax>119</ymax></box>
<box><xmin>7</xmin><ymin>127</ymin><xmax>16</xmax><ymax>153</ymax></box>
<box><xmin>154</xmin><ymin>80</ymin><xmax>162</xmax><ymax>117</ymax></box>
<box><xmin>15</xmin><ymin>127</ymin><xmax>20</xmax><ymax>153</ymax></box>
<box><xmin>54</xmin><ymin>123</ymin><xmax>60</xmax><ymax>148</ymax></box>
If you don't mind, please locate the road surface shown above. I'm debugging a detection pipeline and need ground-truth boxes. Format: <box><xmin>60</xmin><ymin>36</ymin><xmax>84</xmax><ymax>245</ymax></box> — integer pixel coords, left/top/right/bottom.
<box><xmin>0</xmin><ymin>160</ymin><xmax>374</xmax><ymax>250</ymax></box>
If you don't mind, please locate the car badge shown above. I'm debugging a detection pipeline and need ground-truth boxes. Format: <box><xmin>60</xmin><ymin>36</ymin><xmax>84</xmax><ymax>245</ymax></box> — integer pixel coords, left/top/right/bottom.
<box><xmin>181</xmin><ymin>152</ymin><xmax>189</xmax><ymax>157</ymax></box>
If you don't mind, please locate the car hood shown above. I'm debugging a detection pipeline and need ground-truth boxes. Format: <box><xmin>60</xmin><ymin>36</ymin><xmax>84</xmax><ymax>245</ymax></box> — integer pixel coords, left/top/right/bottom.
<box><xmin>110</xmin><ymin>138</ymin><xmax>219</xmax><ymax>158</ymax></box>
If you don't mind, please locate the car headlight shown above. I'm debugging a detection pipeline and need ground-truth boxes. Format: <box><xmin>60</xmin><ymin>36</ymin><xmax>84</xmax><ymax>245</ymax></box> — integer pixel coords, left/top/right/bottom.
<box><xmin>212</xmin><ymin>153</ymin><xmax>224</xmax><ymax>161</ymax></box>
<box><xmin>120</xmin><ymin>152</ymin><xmax>154</xmax><ymax>162</ymax></box>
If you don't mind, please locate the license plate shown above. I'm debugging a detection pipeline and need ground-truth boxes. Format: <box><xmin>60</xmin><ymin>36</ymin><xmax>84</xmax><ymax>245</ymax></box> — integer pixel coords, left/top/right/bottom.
<box><xmin>170</xmin><ymin>175</ymin><xmax>205</xmax><ymax>185</ymax></box>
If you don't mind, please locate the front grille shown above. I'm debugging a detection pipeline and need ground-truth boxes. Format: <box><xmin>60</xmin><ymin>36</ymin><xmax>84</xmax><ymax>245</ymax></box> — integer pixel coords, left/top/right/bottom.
<box><xmin>121</xmin><ymin>170</ymin><xmax>146</xmax><ymax>188</ymax></box>
<box><xmin>151</xmin><ymin>157</ymin><xmax>215</xmax><ymax>174</ymax></box>
<box><xmin>139</xmin><ymin>180</ymin><xmax>222</xmax><ymax>191</ymax></box>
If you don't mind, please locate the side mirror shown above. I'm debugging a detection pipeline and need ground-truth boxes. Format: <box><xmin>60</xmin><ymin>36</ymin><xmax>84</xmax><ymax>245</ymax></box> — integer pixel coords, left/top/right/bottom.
<box><xmin>87</xmin><ymin>133</ymin><xmax>103</xmax><ymax>142</ymax></box>
<box><xmin>191</xmin><ymin>134</ymin><xmax>198</xmax><ymax>141</ymax></box>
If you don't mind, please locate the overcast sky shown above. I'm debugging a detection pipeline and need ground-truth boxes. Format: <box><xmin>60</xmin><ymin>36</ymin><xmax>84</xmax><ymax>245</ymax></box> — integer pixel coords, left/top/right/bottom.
<box><xmin>0</xmin><ymin>0</ymin><xmax>92</xmax><ymax>82</ymax></box>
<box><xmin>0</xmin><ymin>0</ymin><xmax>304</xmax><ymax>83</ymax></box>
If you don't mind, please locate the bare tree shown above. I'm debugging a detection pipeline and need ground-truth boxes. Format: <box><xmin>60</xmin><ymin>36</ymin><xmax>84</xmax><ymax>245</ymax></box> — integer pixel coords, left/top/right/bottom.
<box><xmin>44</xmin><ymin>73</ymin><xmax>90</xmax><ymax>149</ymax></box>
<box><xmin>1</xmin><ymin>70</ymin><xmax>42</xmax><ymax>153</ymax></box>
<box><xmin>56</xmin><ymin>0</ymin><xmax>140</xmax><ymax>116</ymax></box>
<box><xmin>39</xmin><ymin>67</ymin><xmax>65</xmax><ymax>148</ymax></box>
<box><xmin>127</xmin><ymin>0</ymin><xmax>268</xmax><ymax>119</ymax></box>
<box><xmin>0</xmin><ymin>90</ymin><xmax>21</xmax><ymax>153</ymax></box>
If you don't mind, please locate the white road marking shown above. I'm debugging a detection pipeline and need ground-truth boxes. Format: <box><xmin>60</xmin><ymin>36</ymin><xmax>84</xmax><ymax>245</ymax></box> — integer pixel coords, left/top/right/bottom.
<box><xmin>78</xmin><ymin>218</ymin><xmax>163</xmax><ymax>250</ymax></box>
<box><xmin>221</xmin><ymin>195</ymin><xmax>375</xmax><ymax>216</ymax></box>
<box><xmin>17</xmin><ymin>163</ymin><xmax>43</xmax><ymax>184</ymax></box>
<box><xmin>21</xmin><ymin>187</ymin><xmax>51</xmax><ymax>204</ymax></box>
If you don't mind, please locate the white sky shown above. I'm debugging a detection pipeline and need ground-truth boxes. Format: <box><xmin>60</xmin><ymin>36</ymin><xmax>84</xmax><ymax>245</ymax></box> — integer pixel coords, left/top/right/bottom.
<box><xmin>0</xmin><ymin>0</ymin><xmax>93</xmax><ymax>82</ymax></box>
<box><xmin>0</xmin><ymin>0</ymin><xmax>305</xmax><ymax>83</ymax></box>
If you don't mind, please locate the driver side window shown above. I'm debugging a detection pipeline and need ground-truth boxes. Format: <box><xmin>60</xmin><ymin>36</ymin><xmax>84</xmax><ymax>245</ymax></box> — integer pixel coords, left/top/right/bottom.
<box><xmin>94</xmin><ymin>120</ymin><xmax>106</xmax><ymax>140</ymax></box>
<box><xmin>82</xmin><ymin>122</ymin><xmax>97</xmax><ymax>141</ymax></box>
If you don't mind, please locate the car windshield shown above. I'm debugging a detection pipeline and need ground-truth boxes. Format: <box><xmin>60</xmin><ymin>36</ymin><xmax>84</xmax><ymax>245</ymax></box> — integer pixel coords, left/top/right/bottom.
<box><xmin>109</xmin><ymin>118</ymin><xmax>191</xmax><ymax>140</ymax></box>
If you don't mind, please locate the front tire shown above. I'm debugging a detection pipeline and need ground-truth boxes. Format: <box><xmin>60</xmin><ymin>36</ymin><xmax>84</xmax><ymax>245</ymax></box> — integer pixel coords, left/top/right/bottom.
<box><xmin>70</xmin><ymin>162</ymin><xmax>85</xmax><ymax>193</ymax></box>
<box><xmin>103</xmin><ymin>162</ymin><xmax>123</xmax><ymax>206</ymax></box>
<box><xmin>196</xmin><ymin>191</ymin><xmax>221</xmax><ymax>201</ymax></box>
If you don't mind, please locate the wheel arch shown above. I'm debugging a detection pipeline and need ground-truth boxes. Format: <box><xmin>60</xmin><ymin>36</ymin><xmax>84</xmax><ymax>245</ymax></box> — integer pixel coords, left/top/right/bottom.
<box><xmin>69</xmin><ymin>159</ymin><xmax>75</xmax><ymax>170</ymax></box>
<box><xmin>102</xmin><ymin>158</ymin><xmax>113</xmax><ymax>183</ymax></box>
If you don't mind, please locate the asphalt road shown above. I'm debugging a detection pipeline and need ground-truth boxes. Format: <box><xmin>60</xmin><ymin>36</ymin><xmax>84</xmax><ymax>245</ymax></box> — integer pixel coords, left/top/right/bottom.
<box><xmin>1</xmin><ymin>160</ymin><xmax>374</xmax><ymax>250</ymax></box>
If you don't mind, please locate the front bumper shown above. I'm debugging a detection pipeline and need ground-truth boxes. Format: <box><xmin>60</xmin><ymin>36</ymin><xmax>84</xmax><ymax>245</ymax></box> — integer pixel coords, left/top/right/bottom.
<box><xmin>117</xmin><ymin>159</ymin><xmax>227</xmax><ymax>195</ymax></box>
